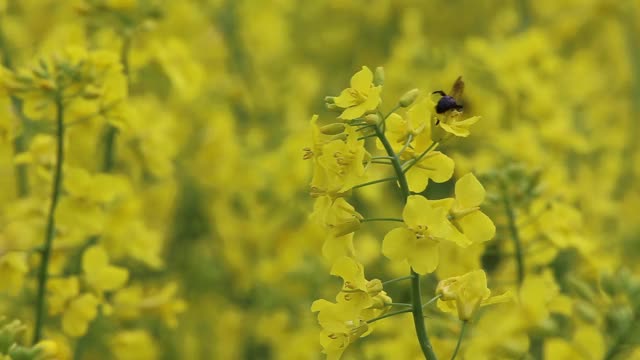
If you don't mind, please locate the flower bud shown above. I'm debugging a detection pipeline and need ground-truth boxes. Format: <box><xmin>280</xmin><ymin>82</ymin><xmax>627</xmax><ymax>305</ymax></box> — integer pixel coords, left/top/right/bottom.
<box><xmin>326</xmin><ymin>103</ymin><xmax>341</xmax><ymax>112</ymax></box>
<box><xmin>574</xmin><ymin>300</ymin><xmax>599</xmax><ymax>324</ymax></box>
<box><xmin>399</xmin><ymin>88</ymin><xmax>420</xmax><ymax>107</ymax></box>
<box><xmin>330</xmin><ymin>133</ymin><xmax>348</xmax><ymax>142</ymax></box>
<box><xmin>436</xmin><ymin>277</ymin><xmax>462</xmax><ymax>301</ymax></box>
<box><xmin>370</xmin><ymin>291</ymin><xmax>392</xmax><ymax>309</ymax></box>
<box><xmin>8</xmin><ymin>345</ymin><xmax>39</xmax><ymax>360</ymax></box>
<box><xmin>373</xmin><ymin>67</ymin><xmax>385</xmax><ymax>86</ymax></box>
<box><xmin>364</xmin><ymin>113</ymin><xmax>380</xmax><ymax>125</ymax></box>
<box><xmin>366</xmin><ymin>279</ymin><xmax>383</xmax><ymax>296</ymax></box>
<box><xmin>329</xmin><ymin>216</ymin><xmax>361</xmax><ymax>237</ymax></box>
<box><xmin>455</xmin><ymin>297</ymin><xmax>482</xmax><ymax>321</ymax></box>
<box><xmin>320</xmin><ymin>123</ymin><xmax>346</xmax><ymax>135</ymax></box>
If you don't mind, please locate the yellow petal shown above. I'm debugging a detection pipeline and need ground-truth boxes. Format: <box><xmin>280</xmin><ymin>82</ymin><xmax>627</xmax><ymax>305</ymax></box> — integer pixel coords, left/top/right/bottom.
<box><xmin>456</xmin><ymin>210</ymin><xmax>495</xmax><ymax>243</ymax></box>
<box><xmin>406</xmin><ymin>166</ymin><xmax>430</xmax><ymax>193</ymax></box>
<box><xmin>334</xmin><ymin>88</ymin><xmax>357</xmax><ymax>108</ymax></box>
<box><xmin>322</xmin><ymin>233</ymin><xmax>355</xmax><ymax>262</ymax></box>
<box><xmin>96</xmin><ymin>266</ymin><xmax>129</xmax><ymax>291</ymax></box>
<box><xmin>330</xmin><ymin>257</ymin><xmax>362</xmax><ymax>282</ymax></box>
<box><xmin>350</xmin><ymin>66</ymin><xmax>373</xmax><ymax>93</ymax></box>
<box><xmin>382</xmin><ymin>227</ymin><xmax>413</xmax><ymax>262</ymax></box>
<box><xmin>455</xmin><ymin>173</ymin><xmax>485</xmax><ymax>208</ymax></box>
<box><xmin>415</xmin><ymin>151</ymin><xmax>454</xmax><ymax>183</ymax></box>
<box><xmin>574</xmin><ymin>325</ymin><xmax>604</xmax><ymax>359</ymax></box>
<box><xmin>339</xmin><ymin>103</ymin><xmax>367</xmax><ymax>120</ymax></box>
<box><xmin>409</xmin><ymin>239</ymin><xmax>439</xmax><ymax>274</ymax></box>
<box><xmin>82</xmin><ymin>246</ymin><xmax>109</xmax><ymax>275</ymax></box>
<box><xmin>361</xmin><ymin>85</ymin><xmax>382</xmax><ymax>111</ymax></box>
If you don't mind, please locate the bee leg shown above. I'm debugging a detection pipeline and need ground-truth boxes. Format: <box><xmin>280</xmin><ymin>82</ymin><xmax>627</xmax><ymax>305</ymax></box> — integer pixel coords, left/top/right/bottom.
<box><xmin>432</xmin><ymin>90</ymin><xmax>447</xmax><ymax>96</ymax></box>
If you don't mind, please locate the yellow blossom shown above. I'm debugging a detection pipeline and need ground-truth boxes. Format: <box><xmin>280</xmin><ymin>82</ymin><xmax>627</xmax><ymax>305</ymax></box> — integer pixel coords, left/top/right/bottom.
<box><xmin>333</xmin><ymin>66</ymin><xmax>382</xmax><ymax>120</ymax></box>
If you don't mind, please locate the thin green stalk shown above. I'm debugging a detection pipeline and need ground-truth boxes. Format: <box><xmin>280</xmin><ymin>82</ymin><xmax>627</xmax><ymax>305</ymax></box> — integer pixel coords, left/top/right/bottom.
<box><xmin>450</xmin><ymin>321</ymin><xmax>468</xmax><ymax>360</ymax></box>
<box><xmin>422</xmin><ymin>294</ymin><xmax>442</xmax><ymax>309</ymax></box>
<box><xmin>369</xmin><ymin>159</ymin><xmax>392</xmax><ymax>165</ymax></box>
<box><xmin>352</xmin><ymin>176</ymin><xmax>396</xmax><ymax>190</ymax></box>
<box><xmin>382</xmin><ymin>275</ymin><xmax>413</xmax><ymax>286</ymax></box>
<box><xmin>375</xmin><ymin>114</ymin><xmax>437</xmax><ymax>360</ymax></box>
<box><xmin>366</xmin><ymin>308</ymin><xmax>412</xmax><ymax>324</ymax></box>
<box><xmin>358</xmin><ymin>134</ymin><xmax>377</xmax><ymax>140</ymax></box>
<box><xmin>397</xmin><ymin>134</ymin><xmax>414</xmax><ymax>157</ymax></box>
<box><xmin>33</xmin><ymin>94</ymin><xmax>65</xmax><ymax>344</ymax></box>
<box><xmin>500</xmin><ymin>180</ymin><xmax>525</xmax><ymax>287</ymax></box>
<box><xmin>361</xmin><ymin>217</ymin><xmax>404</xmax><ymax>223</ymax></box>
<box><xmin>403</xmin><ymin>141</ymin><xmax>439</xmax><ymax>173</ymax></box>
<box><xmin>391</xmin><ymin>303</ymin><xmax>413</xmax><ymax>308</ymax></box>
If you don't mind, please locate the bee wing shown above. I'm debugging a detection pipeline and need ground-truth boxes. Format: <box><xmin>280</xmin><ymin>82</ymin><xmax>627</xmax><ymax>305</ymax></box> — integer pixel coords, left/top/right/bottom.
<box><xmin>450</xmin><ymin>76</ymin><xmax>465</xmax><ymax>99</ymax></box>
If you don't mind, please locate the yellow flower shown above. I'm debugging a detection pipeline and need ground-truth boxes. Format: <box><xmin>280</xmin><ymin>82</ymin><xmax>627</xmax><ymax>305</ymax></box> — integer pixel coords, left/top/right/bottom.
<box><xmin>111</xmin><ymin>330</ymin><xmax>159</xmax><ymax>360</ymax></box>
<box><xmin>62</xmin><ymin>293</ymin><xmax>99</xmax><ymax>337</ymax></box>
<box><xmin>436</xmin><ymin>270</ymin><xmax>511</xmax><ymax>321</ymax></box>
<box><xmin>437</xmin><ymin>173</ymin><xmax>495</xmax><ymax>244</ymax></box>
<box><xmin>0</xmin><ymin>253</ymin><xmax>28</xmax><ymax>295</ymax></box>
<box><xmin>382</xmin><ymin>195</ymin><xmax>461</xmax><ymax>274</ymax></box>
<box><xmin>330</xmin><ymin>257</ymin><xmax>389</xmax><ymax>310</ymax></box>
<box><xmin>317</xmin><ymin>127</ymin><xmax>369</xmax><ymax>192</ymax></box>
<box><xmin>47</xmin><ymin>277</ymin><xmax>79</xmax><ymax>315</ymax></box>
<box><xmin>311</xmin><ymin>299</ymin><xmax>370</xmax><ymax>360</ymax></box>
<box><xmin>405</xmin><ymin>150</ymin><xmax>455</xmax><ymax>192</ymax></box>
<box><xmin>321</xmin><ymin>198</ymin><xmax>363</xmax><ymax>237</ymax></box>
<box><xmin>427</xmin><ymin>97</ymin><xmax>480</xmax><ymax>139</ymax></box>
<box><xmin>333</xmin><ymin>66</ymin><xmax>382</xmax><ymax>120</ymax></box>
<box><xmin>82</xmin><ymin>245</ymin><xmax>129</xmax><ymax>293</ymax></box>
<box><xmin>544</xmin><ymin>325</ymin><xmax>604</xmax><ymax>359</ymax></box>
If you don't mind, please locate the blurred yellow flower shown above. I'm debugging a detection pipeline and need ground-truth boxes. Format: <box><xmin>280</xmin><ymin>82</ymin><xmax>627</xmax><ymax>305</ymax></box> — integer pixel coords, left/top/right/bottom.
<box><xmin>82</xmin><ymin>245</ymin><xmax>129</xmax><ymax>293</ymax></box>
<box><xmin>436</xmin><ymin>269</ymin><xmax>511</xmax><ymax>321</ymax></box>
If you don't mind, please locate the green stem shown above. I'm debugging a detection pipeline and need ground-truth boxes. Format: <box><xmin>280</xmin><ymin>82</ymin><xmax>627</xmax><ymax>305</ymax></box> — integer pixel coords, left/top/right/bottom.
<box><xmin>403</xmin><ymin>141</ymin><xmax>439</xmax><ymax>173</ymax></box>
<box><xmin>450</xmin><ymin>321</ymin><xmax>468</xmax><ymax>360</ymax></box>
<box><xmin>410</xmin><ymin>270</ymin><xmax>438</xmax><ymax>360</ymax></box>
<box><xmin>366</xmin><ymin>309</ymin><xmax>412</xmax><ymax>324</ymax></box>
<box><xmin>361</xmin><ymin>217</ymin><xmax>404</xmax><ymax>223</ymax></box>
<box><xmin>500</xmin><ymin>180</ymin><xmax>525</xmax><ymax>287</ymax></box>
<box><xmin>352</xmin><ymin>176</ymin><xmax>396</xmax><ymax>190</ymax></box>
<box><xmin>33</xmin><ymin>94</ymin><xmax>65</xmax><ymax>344</ymax></box>
<box><xmin>375</xmin><ymin>115</ymin><xmax>437</xmax><ymax>360</ymax></box>
<box><xmin>422</xmin><ymin>294</ymin><xmax>442</xmax><ymax>309</ymax></box>
<box><xmin>397</xmin><ymin>134</ymin><xmax>414</xmax><ymax>157</ymax></box>
<box><xmin>382</xmin><ymin>275</ymin><xmax>413</xmax><ymax>286</ymax></box>
<box><xmin>391</xmin><ymin>303</ymin><xmax>413</xmax><ymax>308</ymax></box>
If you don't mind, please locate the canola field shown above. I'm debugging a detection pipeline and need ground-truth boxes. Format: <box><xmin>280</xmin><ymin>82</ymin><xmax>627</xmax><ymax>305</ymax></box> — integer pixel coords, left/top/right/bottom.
<box><xmin>1</xmin><ymin>1</ymin><xmax>639</xmax><ymax>359</ymax></box>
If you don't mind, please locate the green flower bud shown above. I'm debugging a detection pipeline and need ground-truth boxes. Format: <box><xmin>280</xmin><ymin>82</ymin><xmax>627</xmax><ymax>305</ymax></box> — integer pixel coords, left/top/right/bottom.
<box><xmin>399</xmin><ymin>88</ymin><xmax>420</xmax><ymax>107</ymax></box>
<box><xmin>370</xmin><ymin>291</ymin><xmax>392</xmax><ymax>309</ymax></box>
<box><xmin>320</xmin><ymin>123</ymin><xmax>346</xmax><ymax>135</ymax></box>
<box><xmin>374</xmin><ymin>66</ymin><xmax>385</xmax><ymax>86</ymax></box>
<box><xmin>364</xmin><ymin>113</ymin><xmax>380</xmax><ymax>125</ymax></box>
<box><xmin>326</xmin><ymin>103</ymin><xmax>341</xmax><ymax>112</ymax></box>
<box><xmin>8</xmin><ymin>345</ymin><xmax>39</xmax><ymax>360</ymax></box>
<box><xmin>366</xmin><ymin>279</ymin><xmax>383</xmax><ymax>296</ymax></box>
<box><xmin>574</xmin><ymin>300</ymin><xmax>599</xmax><ymax>324</ymax></box>
<box><xmin>330</xmin><ymin>133</ymin><xmax>348</xmax><ymax>142</ymax></box>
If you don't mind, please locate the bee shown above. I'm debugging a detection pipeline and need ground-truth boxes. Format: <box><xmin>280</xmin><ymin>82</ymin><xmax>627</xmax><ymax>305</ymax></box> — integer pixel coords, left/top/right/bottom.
<box><xmin>432</xmin><ymin>76</ymin><xmax>465</xmax><ymax>114</ymax></box>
